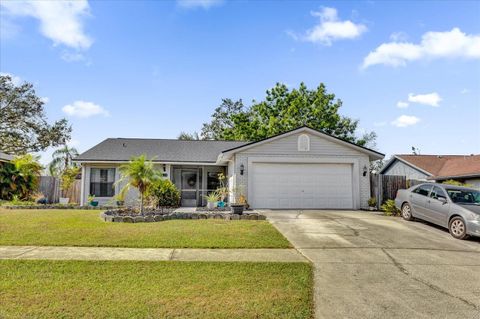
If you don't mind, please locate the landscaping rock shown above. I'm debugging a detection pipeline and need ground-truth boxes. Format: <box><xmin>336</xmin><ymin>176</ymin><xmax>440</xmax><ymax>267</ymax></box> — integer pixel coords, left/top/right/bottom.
<box><xmin>154</xmin><ymin>215</ymin><xmax>164</xmax><ymax>222</ymax></box>
<box><xmin>104</xmin><ymin>215</ymin><xmax>114</xmax><ymax>222</ymax></box>
<box><xmin>230</xmin><ymin>214</ymin><xmax>240</xmax><ymax>220</ymax></box>
<box><xmin>258</xmin><ymin>215</ymin><xmax>267</xmax><ymax>220</ymax></box>
<box><xmin>133</xmin><ymin>216</ymin><xmax>145</xmax><ymax>223</ymax></box>
<box><xmin>113</xmin><ymin>216</ymin><xmax>124</xmax><ymax>222</ymax></box>
<box><xmin>123</xmin><ymin>216</ymin><xmax>134</xmax><ymax>223</ymax></box>
<box><xmin>240</xmin><ymin>215</ymin><xmax>249</xmax><ymax>220</ymax></box>
<box><xmin>144</xmin><ymin>215</ymin><xmax>155</xmax><ymax>222</ymax></box>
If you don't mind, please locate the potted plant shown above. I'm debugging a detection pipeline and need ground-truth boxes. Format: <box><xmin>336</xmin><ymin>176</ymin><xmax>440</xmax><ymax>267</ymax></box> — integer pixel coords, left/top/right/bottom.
<box><xmin>88</xmin><ymin>194</ymin><xmax>99</xmax><ymax>207</ymax></box>
<box><xmin>59</xmin><ymin>166</ymin><xmax>80</xmax><ymax>204</ymax></box>
<box><xmin>203</xmin><ymin>191</ymin><xmax>220</xmax><ymax>210</ymax></box>
<box><xmin>114</xmin><ymin>192</ymin><xmax>126</xmax><ymax>206</ymax></box>
<box><xmin>216</xmin><ymin>172</ymin><xmax>228</xmax><ymax>208</ymax></box>
<box><xmin>368</xmin><ymin>197</ymin><xmax>377</xmax><ymax>211</ymax></box>
<box><xmin>230</xmin><ymin>185</ymin><xmax>246</xmax><ymax>215</ymax></box>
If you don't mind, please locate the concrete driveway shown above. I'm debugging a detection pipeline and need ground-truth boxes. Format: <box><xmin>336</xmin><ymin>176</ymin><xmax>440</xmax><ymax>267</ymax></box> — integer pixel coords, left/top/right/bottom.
<box><xmin>260</xmin><ymin>210</ymin><xmax>480</xmax><ymax>319</ymax></box>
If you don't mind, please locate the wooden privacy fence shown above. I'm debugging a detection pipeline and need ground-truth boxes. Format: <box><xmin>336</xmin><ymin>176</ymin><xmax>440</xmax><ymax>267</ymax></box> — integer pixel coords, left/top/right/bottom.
<box><xmin>38</xmin><ymin>176</ymin><xmax>81</xmax><ymax>204</ymax></box>
<box><xmin>370</xmin><ymin>174</ymin><xmax>406</xmax><ymax>207</ymax></box>
<box><xmin>370</xmin><ymin>174</ymin><xmax>425</xmax><ymax>207</ymax></box>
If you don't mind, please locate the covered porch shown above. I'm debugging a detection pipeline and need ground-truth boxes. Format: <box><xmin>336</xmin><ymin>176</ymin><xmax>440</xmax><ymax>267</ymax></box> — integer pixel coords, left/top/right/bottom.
<box><xmin>171</xmin><ymin>165</ymin><xmax>227</xmax><ymax>207</ymax></box>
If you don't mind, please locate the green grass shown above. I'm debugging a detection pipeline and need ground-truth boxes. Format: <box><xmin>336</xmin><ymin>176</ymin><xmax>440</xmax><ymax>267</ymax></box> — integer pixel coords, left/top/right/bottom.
<box><xmin>0</xmin><ymin>209</ymin><xmax>290</xmax><ymax>248</ymax></box>
<box><xmin>0</xmin><ymin>260</ymin><xmax>313</xmax><ymax>319</ymax></box>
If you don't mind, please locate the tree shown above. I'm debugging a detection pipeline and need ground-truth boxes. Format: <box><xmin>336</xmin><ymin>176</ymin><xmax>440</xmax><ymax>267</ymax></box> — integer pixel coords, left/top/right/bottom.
<box><xmin>0</xmin><ymin>75</ymin><xmax>71</xmax><ymax>154</ymax></box>
<box><xmin>116</xmin><ymin>155</ymin><xmax>160</xmax><ymax>213</ymax></box>
<box><xmin>200</xmin><ymin>83</ymin><xmax>376</xmax><ymax>147</ymax></box>
<box><xmin>48</xmin><ymin>145</ymin><xmax>79</xmax><ymax>177</ymax></box>
<box><xmin>177</xmin><ymin>131</ymin><xmax>201</xmax><ymax>140</ymax></box>
<box><xmin>201</xmin><ymin>99</ymin><xmax>247</xmax><ymax>140</ymax></box>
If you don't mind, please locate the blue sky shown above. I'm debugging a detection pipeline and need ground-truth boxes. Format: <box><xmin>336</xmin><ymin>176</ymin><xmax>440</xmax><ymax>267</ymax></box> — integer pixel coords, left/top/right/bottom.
<box><xmin>1</xmin><ymin>0</ymin><xmax>479</xmax><ymax>164</ymax></box>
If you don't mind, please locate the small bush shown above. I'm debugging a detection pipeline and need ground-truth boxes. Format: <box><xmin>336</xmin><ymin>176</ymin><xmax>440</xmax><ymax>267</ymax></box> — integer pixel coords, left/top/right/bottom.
<box><xmin>442</xmin><ymin>179</ymin><xmax>473</xmax><ymax>187</ymax></box>
<box><xmin>147</xmin><ymin>179</ymin><xmax>180</xmax><ymax>208</ymax></box>
<box><xmin>368</xmin><ymin>197</ymin><xmax>377</xmax><ymax>207</ymax></box>
<box><xmin>380</xmin><ymin>199</ymin><xmax>400</xmax><ymax>216</ymax></box>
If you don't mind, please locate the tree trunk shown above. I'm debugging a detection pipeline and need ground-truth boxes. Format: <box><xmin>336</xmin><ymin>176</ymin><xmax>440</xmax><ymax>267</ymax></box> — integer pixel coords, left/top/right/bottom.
<box><xmin>140</xmin><ymin>192</ymin><xmax>144</xmax><ymax>214</ymax></box>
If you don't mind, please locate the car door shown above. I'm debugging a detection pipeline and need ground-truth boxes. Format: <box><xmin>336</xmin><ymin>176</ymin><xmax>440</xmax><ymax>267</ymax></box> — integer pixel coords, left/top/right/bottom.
<box><xmin>425</xmin><ymin>186</ymin><xmax>450</xmax><ymax>227</ymax></box>
<box><xmin>410</xmin><ymin>184</ymin><xmax>433</xmax><ymax>219</ymax></box>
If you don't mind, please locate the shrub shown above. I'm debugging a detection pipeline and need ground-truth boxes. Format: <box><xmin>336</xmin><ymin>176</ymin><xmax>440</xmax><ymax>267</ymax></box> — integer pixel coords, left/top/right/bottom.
<box><xmin>368</xmin><ymin>197</ymin><xmax>377</xmax><ymax>207</ymax></box>
<box><xmin>0</xmin><ymin>154</ymin><xmax>43</xmax><ymax>200</ymax></box>
<box><xmin>147</xmin><ymin>179</ymin><xmax>180</xmax><ymax>208</ymax></box>
<box><xmin>380</xmin><ymin>199</ymin><xmax>400</xmax><ymax>216</ymax></box>
<box><xmin>442</xmin><ymin>179</ymin><xmax>473</xmax><ymax>187</ymax></box>
<box><xmin>60</xmin><ymin>166</ymin><xmax>80</xmax><ymax>192</ymax></box>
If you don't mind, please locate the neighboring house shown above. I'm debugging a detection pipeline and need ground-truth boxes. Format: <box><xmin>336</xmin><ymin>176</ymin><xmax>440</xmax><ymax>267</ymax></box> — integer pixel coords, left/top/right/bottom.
<box><xmin>380</xmin><ymin>154</ymin><xmax>480</xmax><ymax>188</ymax></box>
<box><xmin>74</xmin><ymin>126</ymin><xmax>384</xmax><ymax>209</ymax></box>
<box><xmin>0</xmin><ymin>152</ymin><xmax>14</xmax><ymax>163</ymax></box>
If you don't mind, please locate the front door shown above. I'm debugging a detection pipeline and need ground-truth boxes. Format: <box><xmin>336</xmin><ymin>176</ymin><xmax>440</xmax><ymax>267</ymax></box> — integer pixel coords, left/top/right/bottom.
<box><xmin>180</xmin><ymin>169</ymin><xmax>198</xmax><ymax>207</ymax></box>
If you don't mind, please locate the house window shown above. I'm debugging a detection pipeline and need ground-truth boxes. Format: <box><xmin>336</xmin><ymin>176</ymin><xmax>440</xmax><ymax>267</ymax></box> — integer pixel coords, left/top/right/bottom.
<box><xmin>90</xmin><ymin>168</ymin><xmax>115</xmax><ymax>197</ymax></box>
<box><xmin>298</xmin><ymin>134</ymin><xmax>310</xmax><ymax>151</ymax></box>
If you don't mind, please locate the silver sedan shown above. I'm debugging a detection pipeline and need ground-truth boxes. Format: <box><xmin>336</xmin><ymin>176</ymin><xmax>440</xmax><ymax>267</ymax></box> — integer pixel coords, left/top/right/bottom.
<box><xmin>395</xmin><ymin>183</ymin><xmax>480</xmax><ymax>239</ymax></box>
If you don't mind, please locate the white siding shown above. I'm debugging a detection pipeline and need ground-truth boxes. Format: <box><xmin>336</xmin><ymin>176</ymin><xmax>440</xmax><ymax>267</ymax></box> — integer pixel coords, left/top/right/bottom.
<box><xmin>383</xmin><ymin>160</ymin><xmax>429</xmax><ymax>180</ymax></box>
<box><xmin>232</xmin><ymin>131</ymin><xmax>372</xmax><ymax>209</ymax></box>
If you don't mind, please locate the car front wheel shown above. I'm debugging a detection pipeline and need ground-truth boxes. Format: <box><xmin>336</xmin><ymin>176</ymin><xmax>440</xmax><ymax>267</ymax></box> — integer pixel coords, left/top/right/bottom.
<box><xmin>449</xmin><ymin>217</ymin><xmax>468</xmax><ymax>240</ymax></box>
<box><xmin>401</xmin><ymin>203</ymin><xmax>414</xmax><ymax>221</ymax></box>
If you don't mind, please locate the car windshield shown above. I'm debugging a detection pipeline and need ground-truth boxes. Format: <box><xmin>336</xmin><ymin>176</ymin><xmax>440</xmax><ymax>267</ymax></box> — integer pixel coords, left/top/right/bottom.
<box><xmin>446</xmin><ymin>189</ymin><xmax>480</xmax><ymax>204</ymax></box>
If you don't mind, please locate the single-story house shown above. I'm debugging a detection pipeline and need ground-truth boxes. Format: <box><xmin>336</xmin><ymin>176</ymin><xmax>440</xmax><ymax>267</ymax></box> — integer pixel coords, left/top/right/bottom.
<box><xmin>74</xmin><ymin>126</ymin><xmax>384</xmax><ymax>209</ymax></box>
<box><xmin>0</xmin><ymin>152</ymin><xmax>14</xmax><ymax>163</ymax></box>
<box><xmin>380</xmin><ymin>154</ymin><xmax>480</xmax><ymax>187</ymax></box>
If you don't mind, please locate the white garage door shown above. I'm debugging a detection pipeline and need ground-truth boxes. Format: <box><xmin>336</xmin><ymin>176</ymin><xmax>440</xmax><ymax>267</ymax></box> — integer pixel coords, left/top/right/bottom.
<box><xmin>251</xmin><ymin>163</ymin><xmax>353</xmax><ymax>209</ymax></box>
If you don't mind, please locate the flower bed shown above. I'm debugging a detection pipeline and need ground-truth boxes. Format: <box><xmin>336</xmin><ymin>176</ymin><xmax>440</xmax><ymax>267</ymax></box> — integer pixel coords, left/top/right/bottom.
<box><xmin>101</xmin><ymin>207</ymin><xmax>266</xmax><ymax>223</ymax></box>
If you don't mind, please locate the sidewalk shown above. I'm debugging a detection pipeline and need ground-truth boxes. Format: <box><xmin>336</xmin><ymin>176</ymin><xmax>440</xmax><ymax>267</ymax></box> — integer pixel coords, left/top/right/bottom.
<box><xmin>0</xmin><ymin>246</ymin><xmax>307</xmax><ymax>262</ymax></box>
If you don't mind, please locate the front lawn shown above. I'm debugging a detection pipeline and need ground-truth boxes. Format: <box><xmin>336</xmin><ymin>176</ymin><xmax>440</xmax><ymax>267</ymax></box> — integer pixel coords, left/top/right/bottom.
<box><xmin>0</xmin><ymin>260</ymin><xmax>313</xmax><ymax>319</ymax></box>
<box><xmin>0</xmin><ymin>209</ymin><xmax>290</xmax><ymax>248</ymax></box>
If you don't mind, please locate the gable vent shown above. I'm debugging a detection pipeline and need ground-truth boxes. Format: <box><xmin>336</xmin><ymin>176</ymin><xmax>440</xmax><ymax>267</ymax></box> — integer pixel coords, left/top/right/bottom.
<box><xmin>298</xmin><ymin>134</ymin><xmax>310</xmax><ymax>152</ymax></box>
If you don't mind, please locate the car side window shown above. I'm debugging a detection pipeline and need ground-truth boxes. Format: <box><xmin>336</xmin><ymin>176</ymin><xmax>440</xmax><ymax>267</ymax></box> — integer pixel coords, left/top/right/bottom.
<box><xmin>413</xmin><ymin>184</ymin><xmax>432</xmax><ymax>197</ymax></box>
<box><xmin>430</xmin><ymin>186</ymin><xmax>447</xmax><ymax>201</ymax></box>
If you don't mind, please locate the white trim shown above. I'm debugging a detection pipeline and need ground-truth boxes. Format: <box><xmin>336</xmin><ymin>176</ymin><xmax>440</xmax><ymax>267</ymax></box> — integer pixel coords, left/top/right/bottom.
<box><xmin>219</xmin><ymin>127</ymin><xmax>383</xmax><ymax>162</ymax></box>
<box><xmin>74</xmin><ymin>160</ymin><xmax>225</xmax><ymax>166</ymax></box>
<box><xmin>80</xmin><ymin>165</ymin><xmax>86</xmax><ymax>205</ymax></box>
<box><xmin>246</xmin><ymin>156</ymin><xmax>360</xmax><ymax>209</ymax></box>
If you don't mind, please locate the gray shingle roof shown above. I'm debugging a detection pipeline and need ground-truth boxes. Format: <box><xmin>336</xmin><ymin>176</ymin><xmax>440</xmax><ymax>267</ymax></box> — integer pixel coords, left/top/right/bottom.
<box><xmin>75</xmin><ymin>138</ymin><xmax>248</xmax><ymax>163</ymax></box>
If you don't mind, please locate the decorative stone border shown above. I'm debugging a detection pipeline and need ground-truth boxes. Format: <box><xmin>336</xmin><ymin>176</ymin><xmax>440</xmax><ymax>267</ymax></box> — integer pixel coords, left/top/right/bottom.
<box><xmin>2</xmin><ymin>205</ymin><xmax>117</xmax><ymax>210</ymax></box>
<box><xmin>101</xmin><ymin>209</ymin><xmax>266</xmax><ymax>223</ymax></box>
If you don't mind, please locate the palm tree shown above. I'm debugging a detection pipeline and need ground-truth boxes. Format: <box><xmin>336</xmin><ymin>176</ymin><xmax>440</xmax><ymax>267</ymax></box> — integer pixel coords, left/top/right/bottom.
<box><xmin>116</xmin><ymin>155</ymin><xmax>159</xmax><ymax>214</ymax></box>
<box><xmin>48</xmin><ymin>145</ymin><xmax>79</xmax><ymax>177</ymax></box>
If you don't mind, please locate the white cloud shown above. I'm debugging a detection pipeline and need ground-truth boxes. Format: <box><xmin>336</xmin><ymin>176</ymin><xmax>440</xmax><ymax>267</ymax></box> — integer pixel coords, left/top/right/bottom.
<box><xmin>292</xmin><ymin>7</ymin><xmax>367</xmax><ymax>46</ymax></box>
<box><xmin>1</xmin><ymin>0</ymin><xmax>92</xmax><ymax>50</ymax></box>
<box><xmin>177</xmin><ymin>0</ymin><xmax>224</xmax><ymax>9</ymax></box>
<box><xmin>408</xmin><ymin>92</ymin><xmax>442</xmax><ymax>107</ymax></box>
<box><xmin>390</xmin><ymin>31</ymin><xmax>408</xmax><ymax>42</ymax></box>
<box><xmin>362</xmin><ymin>28</ymin><xmax>480</xmax><ymax>68</ymax></box>
<box><xmin>0</xmin><ymin>72</ymin><xmax>22</xmax><ymax>86</ymax></box>
<box><xmin>396</xmin><ymin>101</ymin><xmax>409</xmax><ymax>108</ymax></box>
<box><xmin>62</xmin><ymin>101</ymin><xmax>109</xmax><ymax>118</ymax></box>
<box><xmin>391</xmin><ymin>115</ymin><xmax>420</xmax><ymax>127</ymax></box>
<box><xmin>461</xmin><ymin>88</ymin><xmax>469</xmax><ymax>94</ymax></box>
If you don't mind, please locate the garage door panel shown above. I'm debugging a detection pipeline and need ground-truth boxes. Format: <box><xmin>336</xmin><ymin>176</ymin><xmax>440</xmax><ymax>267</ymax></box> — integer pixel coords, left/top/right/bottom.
<box><xmin>252</xmin><ymin>163</ymin><xmax>353</xmax><ymax>209</ymax></box>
